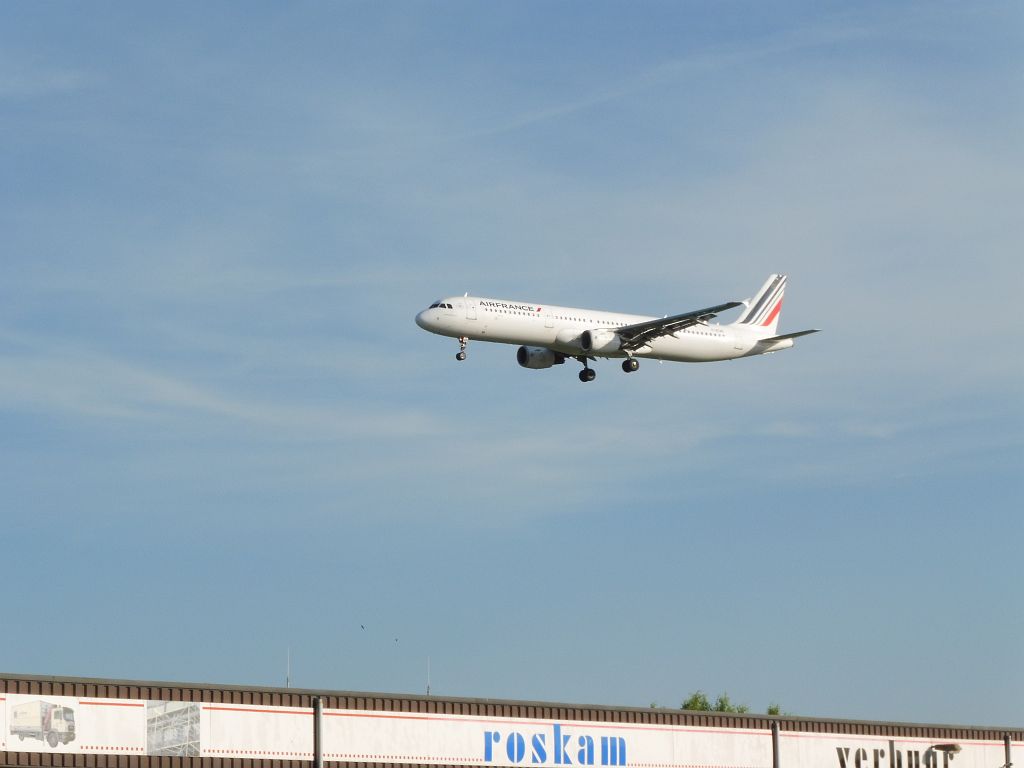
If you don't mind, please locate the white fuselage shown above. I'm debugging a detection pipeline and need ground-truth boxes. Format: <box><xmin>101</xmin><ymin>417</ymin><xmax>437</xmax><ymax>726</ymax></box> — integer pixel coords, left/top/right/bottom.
<box><xmin>415</xmin><ymin>296</ymin><xmax>793</xmax><ymax>362</ymax></box>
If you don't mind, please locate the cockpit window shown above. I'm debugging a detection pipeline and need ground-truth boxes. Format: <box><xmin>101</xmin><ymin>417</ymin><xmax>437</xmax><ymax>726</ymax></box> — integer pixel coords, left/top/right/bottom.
<box><xmin>429</xmin><ymin>302</ymin><xmax>440</xmax><ymax>308</ymax></box>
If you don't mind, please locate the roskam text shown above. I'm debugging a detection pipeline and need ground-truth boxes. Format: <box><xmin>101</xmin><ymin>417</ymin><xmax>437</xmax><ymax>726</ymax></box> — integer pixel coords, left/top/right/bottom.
<box><xmin>485</xmin><ymin>724</ymin><xmax>627</xmax><ymax>766</ymax></box>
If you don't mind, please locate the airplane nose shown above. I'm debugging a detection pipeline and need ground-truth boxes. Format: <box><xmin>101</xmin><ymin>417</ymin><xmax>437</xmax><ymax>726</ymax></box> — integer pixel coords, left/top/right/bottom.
<box><xmin>415</xmin><ymin>310</ymin><xmax>430</xmax><ymax>330</ymax></box>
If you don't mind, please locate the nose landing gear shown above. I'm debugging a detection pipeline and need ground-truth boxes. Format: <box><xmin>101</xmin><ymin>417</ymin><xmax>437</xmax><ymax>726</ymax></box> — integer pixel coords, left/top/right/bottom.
<box><xmin>456</xmin><ymin>337</ymin><xmax>468</xmax><ymax>361</ymax></box>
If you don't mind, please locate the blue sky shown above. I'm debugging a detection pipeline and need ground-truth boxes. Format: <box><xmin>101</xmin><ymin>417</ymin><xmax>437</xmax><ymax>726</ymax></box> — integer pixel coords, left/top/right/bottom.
<box><xmin>1</xmin><ymin>1</ymin><xmax>1021</xmax><ymax>726</ymax></box>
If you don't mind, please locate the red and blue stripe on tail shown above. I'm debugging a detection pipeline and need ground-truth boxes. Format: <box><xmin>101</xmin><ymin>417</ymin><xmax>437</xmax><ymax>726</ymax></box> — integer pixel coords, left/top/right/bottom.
<box><xmin>735</xmin><ymin>273</ymin><xmax>786</xmax><ymax>334</ymax></box>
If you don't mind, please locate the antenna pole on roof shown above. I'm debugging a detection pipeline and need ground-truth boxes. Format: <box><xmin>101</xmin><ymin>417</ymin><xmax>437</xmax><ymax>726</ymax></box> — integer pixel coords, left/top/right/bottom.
<box><xmin>286</xmin><ymin>646</ymin><xmax>291</xmax><ymax>689</ymax></box>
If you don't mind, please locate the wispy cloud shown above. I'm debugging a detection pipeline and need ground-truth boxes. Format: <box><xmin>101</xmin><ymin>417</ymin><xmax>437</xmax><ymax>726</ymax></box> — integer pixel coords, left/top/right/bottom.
<box><xmin>0</xmin><ymin>62</ymin><xmax>94</xmax><ymax>97</ymax></box>
<box><xmin>432</xmin><ymin>5</ymin><xmax>978</xmax><ymax>142</ymax></box>
<box><xmin>0</xmin><ymin>328</ymin><xmax>437</xmax><ymax>439</ymax></box>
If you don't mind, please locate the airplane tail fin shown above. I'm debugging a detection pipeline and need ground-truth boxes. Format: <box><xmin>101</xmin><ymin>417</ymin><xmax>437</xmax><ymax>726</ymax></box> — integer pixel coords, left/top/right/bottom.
<box><xmin>734</xmin><ymin>274</ymin><xmax>786</xmax><ymax>335</ymax></box>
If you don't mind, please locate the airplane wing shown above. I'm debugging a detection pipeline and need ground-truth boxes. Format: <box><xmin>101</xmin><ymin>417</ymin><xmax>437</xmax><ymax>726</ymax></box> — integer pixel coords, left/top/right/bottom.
<box><xmin>615</xmin><ymin>301</ymin><xmax>742</xmax><ymax>351</ymax></box>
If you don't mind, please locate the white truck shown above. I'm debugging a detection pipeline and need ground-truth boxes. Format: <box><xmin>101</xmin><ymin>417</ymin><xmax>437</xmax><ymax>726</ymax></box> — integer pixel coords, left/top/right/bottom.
<box><xmin>10</xmin><ymin>700</ymin><xmax>76</xmax><ymax>748</ymax></box>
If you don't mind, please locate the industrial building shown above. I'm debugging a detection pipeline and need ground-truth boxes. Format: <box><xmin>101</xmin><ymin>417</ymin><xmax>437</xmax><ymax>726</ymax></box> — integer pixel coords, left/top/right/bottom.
<box><xmin>1</xmin><ymin>673</ymin><xmax>1019</xmax><ymax>768</ymax></box>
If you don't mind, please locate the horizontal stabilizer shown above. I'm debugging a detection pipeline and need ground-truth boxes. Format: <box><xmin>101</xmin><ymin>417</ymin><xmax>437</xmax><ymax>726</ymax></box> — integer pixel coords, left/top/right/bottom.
<box><xmin>760</xmin><ymin>329</ymin><xmax>820</xmax><ymax>342</ymax></box>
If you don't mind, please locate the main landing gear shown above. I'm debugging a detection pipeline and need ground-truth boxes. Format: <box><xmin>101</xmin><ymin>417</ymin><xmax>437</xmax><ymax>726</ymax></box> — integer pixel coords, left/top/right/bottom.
<box><xmin>574</xmin><ymin>357</ymin><xmax>638</xmax><ymax>381</ymax></box>
<box><xmin>455</xmin><ymin>337</ymin><xmax>468</xmax><ymax>361</ymax></box>
<box><xmin>576</xmin><ymin>356</ymin><xmax>597</xmax><ymax>382</ymax></box>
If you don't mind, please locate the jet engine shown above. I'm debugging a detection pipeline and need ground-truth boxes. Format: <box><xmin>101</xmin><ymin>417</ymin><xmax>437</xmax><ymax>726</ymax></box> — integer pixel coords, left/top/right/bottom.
<box><xmin>517</xmin><ymin>346</ymin><xmax>564</xmax><ymax>369</ymax></box>
<box><xmin>580</xmin><ymin>329</ymin><xmax>622</xmax><ymax>354</ymax></box>
<box><xmin>555</xmin><ymin>328</ymin><xmax>584</xmax><ymax>350</ymax></box>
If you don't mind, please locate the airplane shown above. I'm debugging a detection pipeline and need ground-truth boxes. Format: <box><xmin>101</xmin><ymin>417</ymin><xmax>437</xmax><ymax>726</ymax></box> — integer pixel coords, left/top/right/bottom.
<box><xmin>415</xmin><ymin>274</ymin><xmax>819</xmax><ymax>382</ymax></box>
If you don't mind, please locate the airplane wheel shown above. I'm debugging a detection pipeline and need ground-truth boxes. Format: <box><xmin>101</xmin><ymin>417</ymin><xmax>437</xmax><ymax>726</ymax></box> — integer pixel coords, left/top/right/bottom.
<box><xmin>456</xmin><ymin>351</ymin><xmax>467</xmax><ymax>361</ymax></box>
<box><xmin>579</xmin><ymin>369</ymin><xmax>596</xmax><ymax>382</ymax></box>
<box><xmin>622</xmin><ymin>359</ymin><xmax>639</xmax><ymax>373</ymax></box>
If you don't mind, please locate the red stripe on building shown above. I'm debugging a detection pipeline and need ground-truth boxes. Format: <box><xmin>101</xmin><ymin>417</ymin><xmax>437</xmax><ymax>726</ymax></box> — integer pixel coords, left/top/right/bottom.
<box><xmin>325</xmin><ymin>709</ymin><xmax>768</xmax><ymax>737</ymax></box>
<box><xmin>204</xmin><ymin>705</ymin><xmax>313</xmax><ymax>715</ymax></box>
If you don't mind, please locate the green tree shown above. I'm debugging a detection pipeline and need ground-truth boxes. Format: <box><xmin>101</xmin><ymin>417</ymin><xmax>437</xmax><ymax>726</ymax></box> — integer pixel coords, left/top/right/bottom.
<box><xmin>681</xmin><ymin>690</ymin><xmax>778</xmax><ymax>715</ymax></box>
<box><xmin>713</xmin><ymin>693</ymin><xmax>749</xmax><ymax>714</ymax></box>
<box><xmin>680</xmin><ymin>690</ymin><xmax>712</xmax><ymax>711</ymax></box>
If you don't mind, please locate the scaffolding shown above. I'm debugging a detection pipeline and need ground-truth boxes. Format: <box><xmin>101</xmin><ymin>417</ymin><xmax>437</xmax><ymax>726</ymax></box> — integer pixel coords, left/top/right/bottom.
<box><xmin>146</xmin><ymin>701</ymin><xmax>199</xmax><ymax>757</ymax></box>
